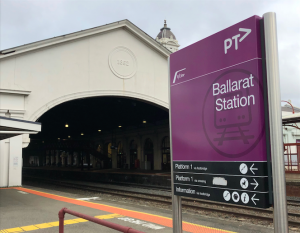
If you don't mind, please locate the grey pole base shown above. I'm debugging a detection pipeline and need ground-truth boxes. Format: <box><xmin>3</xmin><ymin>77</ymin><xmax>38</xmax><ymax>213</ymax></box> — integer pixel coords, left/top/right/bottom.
<box><xmin>172</xmin><ymin>195</ymin><xmax>182</xmax><ymax>233</ymax></box>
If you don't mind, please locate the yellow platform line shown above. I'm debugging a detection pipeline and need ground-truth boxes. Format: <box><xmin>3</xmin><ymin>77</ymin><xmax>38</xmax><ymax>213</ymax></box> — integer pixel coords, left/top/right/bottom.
<box><xmin>1</xmin><ymin>214</ymin><xmax>123</xmax><ymax>233</ymax></box>
<box><xmin>12</xmin><ymin>187</ymin><xmax>235</xmax><ymax>233</ymax></box>
<box><xmin>15</xmin><ymin>187</ymin><xmax>235</xmax><ymax>233</ymax></box>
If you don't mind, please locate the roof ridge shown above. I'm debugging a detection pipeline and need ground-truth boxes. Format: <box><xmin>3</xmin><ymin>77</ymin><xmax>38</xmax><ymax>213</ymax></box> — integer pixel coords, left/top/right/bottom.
<box><xmin>0</xmin><ymin>19</ymin><xmax>171</xmax><ymax>58</ymax></box>
<box><xmin>0</xmin><ymin>20</ymin><xmax>127</xmax><ymax>53</ymax></box>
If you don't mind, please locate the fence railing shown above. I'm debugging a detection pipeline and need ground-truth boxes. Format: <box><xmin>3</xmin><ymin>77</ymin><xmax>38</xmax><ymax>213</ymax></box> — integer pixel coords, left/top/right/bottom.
<box><xmin>58</xmin><ymin>208</ymin><xmax>144</xmax><ymax>233</ymax></box>
<box><xmin>284</xmin><ymin>143</ymin><xmax>300</xmax><ymax>173</ymax></box>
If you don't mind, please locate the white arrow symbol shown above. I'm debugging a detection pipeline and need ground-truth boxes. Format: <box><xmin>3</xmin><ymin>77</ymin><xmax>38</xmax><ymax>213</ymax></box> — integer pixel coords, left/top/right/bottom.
<box><xmin>251</xmin><ymin>194</ymin><xmax>259</xmax><ymax>205</ymax></box>
<box><xmin>250</xmin><ymin>179</ymin><xmax>259</xmax><ymax>190</ymax></box>
<box><xmin>250</xmin><ymin>163</ymin><xmax>258</xmax><ymax>174</ymax></box>
<box><xmin>239</xmin><ymin>28</ymin><xmax>251</xmax><ymax>42</ymax></box>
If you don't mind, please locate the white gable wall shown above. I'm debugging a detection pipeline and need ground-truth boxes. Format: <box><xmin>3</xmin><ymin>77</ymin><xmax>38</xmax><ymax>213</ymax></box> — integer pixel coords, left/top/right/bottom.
<box><xmin>0</xmin><ymin>27</ymin><xmax>169</xmax><ymax>123</ymax></box>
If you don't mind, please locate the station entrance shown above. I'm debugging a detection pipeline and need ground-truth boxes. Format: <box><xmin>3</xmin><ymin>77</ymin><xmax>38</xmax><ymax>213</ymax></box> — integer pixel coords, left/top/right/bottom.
<box><xmin>23</xmin><ymin>96</ymin><xmax>170</xmax><ymax>171</ymax></box>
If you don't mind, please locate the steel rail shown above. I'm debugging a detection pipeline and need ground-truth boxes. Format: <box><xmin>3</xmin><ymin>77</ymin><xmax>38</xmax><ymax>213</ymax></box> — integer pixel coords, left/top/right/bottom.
<box><xmin>288</xmin><ymin>200</ymin><xmax>300</xmax><ymax>204</ymax></box>
<box><xmin>23</xmin><ymin>173</ymin><xmax>171</xmax><ymax>191</ymax></box>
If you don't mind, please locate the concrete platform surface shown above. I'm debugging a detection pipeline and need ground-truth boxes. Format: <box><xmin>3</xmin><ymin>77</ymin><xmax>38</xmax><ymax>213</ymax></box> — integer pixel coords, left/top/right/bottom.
<box><xmin>0</xmin><ymin>186</ymin><xmax>280</xmax><ymax>233</ymax></box>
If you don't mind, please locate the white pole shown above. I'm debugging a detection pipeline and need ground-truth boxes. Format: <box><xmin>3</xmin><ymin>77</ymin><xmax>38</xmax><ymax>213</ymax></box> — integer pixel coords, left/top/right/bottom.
<box><xmin>168</xmin><ymin>57</ymin><xmax>182</xmax><ymax>233</ymax></box>
<box><xmin>263</xmin><ymin>12</ymin><xmax>289</xmax><ymax>232</ymax></box>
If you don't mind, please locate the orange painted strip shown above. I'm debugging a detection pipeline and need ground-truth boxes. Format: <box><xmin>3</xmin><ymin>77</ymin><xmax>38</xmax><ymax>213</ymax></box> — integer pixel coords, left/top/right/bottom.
<box><xmin>14</xmin><ymin>187</ymin><xmax>234</xmax><ymax>233</ymax></box>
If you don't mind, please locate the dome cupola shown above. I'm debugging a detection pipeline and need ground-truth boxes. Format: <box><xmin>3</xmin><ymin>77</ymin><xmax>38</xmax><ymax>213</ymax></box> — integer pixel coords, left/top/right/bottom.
<box><xmin>156</xmin><ymin>20</ymin><xmax>176</xmax><ymax>40</ymax></box>
<box><xmin>156</xmin><ymin>20</ymin><xmax>180</xmax><ymax>53</ymax></box>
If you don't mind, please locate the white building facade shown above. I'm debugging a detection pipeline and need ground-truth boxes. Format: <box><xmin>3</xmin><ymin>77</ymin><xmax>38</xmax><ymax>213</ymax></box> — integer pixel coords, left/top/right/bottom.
<box><xmin>0</xmin><ymin>20</ymin><xmax>180</xmax><ymax>186</ymax></box>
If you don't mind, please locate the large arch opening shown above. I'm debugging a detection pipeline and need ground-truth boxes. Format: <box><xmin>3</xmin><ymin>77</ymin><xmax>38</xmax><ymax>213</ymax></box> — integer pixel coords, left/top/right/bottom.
<box><xmin>23</xmin><ymin>96</ymin><xmax>170</xmax><ymax>171</ymax></box>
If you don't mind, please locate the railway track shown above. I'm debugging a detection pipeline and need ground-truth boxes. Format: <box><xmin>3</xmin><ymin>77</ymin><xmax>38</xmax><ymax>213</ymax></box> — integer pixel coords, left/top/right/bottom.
<box><xmin>23</xmin><ymin>176</ymin><xmax>300</xmax><ymax>228</ymax></box>
<box><xmin>288</xmin><ymin>199</ymin><xmax>300</xmax><ymax>207</ymax></box>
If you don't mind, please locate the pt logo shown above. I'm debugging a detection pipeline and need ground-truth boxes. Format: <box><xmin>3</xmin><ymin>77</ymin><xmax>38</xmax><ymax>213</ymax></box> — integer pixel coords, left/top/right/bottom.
<box><xmin>224</xmin><ymin>28</ymin><xmax>251</xmax><ymax>54</ymax></box>
<box><xmin>173</xmin><ymin>68</ymin><xmax>186</xmax><ymax>84</ymax></box>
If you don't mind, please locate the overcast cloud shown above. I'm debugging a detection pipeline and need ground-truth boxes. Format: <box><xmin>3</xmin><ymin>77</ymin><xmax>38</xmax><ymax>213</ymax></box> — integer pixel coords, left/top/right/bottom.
<box><xmin>1</xmin><ymin>0</ymin><xmax>299</xmax><ymax>106</ymax></box>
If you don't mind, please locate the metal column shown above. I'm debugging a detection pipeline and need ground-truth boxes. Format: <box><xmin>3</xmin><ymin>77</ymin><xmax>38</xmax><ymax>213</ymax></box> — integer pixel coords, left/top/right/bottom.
<box><xmin>263</xmin><ymin>12</ymin><xmax>289</xmax><ymax>232</ymax></box>
<box><xmin>168</xmin><ymin>57</ymin><xmax>182</xmax><ymax>233</ymax></box>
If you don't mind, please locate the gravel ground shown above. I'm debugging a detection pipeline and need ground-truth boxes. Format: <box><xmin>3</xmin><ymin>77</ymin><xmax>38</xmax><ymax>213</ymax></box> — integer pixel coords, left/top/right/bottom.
<box><xmin>23</xmin><ymin>178</ymin><xmax>300</xmax><ymax>232</ymax></box>
<box><xmin>288</xmin><ymin>196</ymin><xmax>300</xmax><ymax>201</ymax></box>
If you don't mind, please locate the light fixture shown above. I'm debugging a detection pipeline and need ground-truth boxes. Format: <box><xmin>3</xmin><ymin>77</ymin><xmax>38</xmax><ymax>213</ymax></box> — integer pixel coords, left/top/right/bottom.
<box><xmin>98</xmin><ymin>130</ymin><xmax>101</xmax><ymax>132</ymax></box>
<box><xmin>118</xmin><ymin>126</ymin><xmax>122</xmax><ymax>128</ymax></box>
<box><xmin>81</xmin><ymin>133</ymin><xmax>84</xmax><ymax>136</ymax></box>
<box><xmin>58</xmin><ymin>138</ymin><xmax>60</xmax><ymax>140</ymax></box>
<box><xmin>68</xmin><ymin>136</ymin><xmax>71</xmax><ymax>138</ymax></box>
<box><xmin>65</xmin><ymin>123</ymin><xmax>69</xmax><ymax>127</ymax></box>
<box><xmin>42</xmin><ymin>141</ymin><xmax>44</xmax><ymax>143</ymax></box>
<box><xmin>143</xmin><ymin>120</ymin><xmax>147</xmax><ymax>124</ymax></box>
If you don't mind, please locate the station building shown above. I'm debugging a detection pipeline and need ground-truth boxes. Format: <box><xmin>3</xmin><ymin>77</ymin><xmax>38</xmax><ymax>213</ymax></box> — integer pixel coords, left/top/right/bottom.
<box><xmin>281</xmin><ymin>101</ymin><xmax>300</xmax><ymax>143</ymax></box>
<box><xmin>0</xmin><ymin>20</ymin><xmax>180</xmax><ymax>185</ymax></box>
<box><xmin>1</xmin><ymin>18</ymin><xmax>298</xmax><ymax>188</ymax></box>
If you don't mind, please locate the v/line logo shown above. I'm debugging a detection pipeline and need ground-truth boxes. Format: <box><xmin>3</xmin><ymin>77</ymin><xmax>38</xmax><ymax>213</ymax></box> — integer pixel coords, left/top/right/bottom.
<box><xmin>173</xmin><ymin>68</ymin><xmax>186</xmax><ymax>83</ymax></box>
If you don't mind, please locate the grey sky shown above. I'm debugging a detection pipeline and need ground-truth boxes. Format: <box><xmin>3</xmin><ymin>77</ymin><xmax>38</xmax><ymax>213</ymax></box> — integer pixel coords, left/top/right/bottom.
<box><xmin>1</xmin><ymin>0</ymin><xmax>299</xmax><ymax>107</ymax></box>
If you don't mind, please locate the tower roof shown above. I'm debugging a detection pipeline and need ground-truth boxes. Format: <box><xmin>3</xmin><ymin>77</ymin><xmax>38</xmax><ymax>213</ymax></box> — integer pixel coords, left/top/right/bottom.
<box><xmin>156</xmin><ymin>20</ymin><xmax>176</xmax><ymax>40</ymax></box>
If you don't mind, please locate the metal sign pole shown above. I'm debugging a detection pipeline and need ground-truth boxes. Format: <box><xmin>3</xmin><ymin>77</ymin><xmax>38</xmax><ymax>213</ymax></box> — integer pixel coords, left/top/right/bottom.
<box><xmin>168</xmin><ymin>57</ymin><xmax>182</xmax><ymax>233</ymax></box>
<box><xmin>263</xmin><ymin>12</ymin><xmax>289</xmax><ymax>232</ymax></box>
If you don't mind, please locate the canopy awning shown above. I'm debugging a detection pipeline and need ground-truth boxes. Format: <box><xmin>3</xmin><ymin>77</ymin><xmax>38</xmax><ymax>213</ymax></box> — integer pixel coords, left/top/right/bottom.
<box><xmin>0</xmin><ymin>116</ymin><xmax>41</xmax><ymax>140</ymax></box>
<box><xmin>282</xmin><ymin>113</ymin><xmax>300</xmax><ymax>125</ymax></box>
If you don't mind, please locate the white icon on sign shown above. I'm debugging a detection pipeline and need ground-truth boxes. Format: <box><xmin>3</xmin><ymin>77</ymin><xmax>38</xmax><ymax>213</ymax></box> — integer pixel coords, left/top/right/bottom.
<box><xmin>251</xmin><ymin>194</ymin><xmax>259</xmax><ymax>205</ymax></box>
<box><xmin>173</xmin><ymin>68</ymin><xmax>186</xmax><ymax>84</ymax></box>
<box><xmin>223</xmin><ymin>191</ymin><xmax>231</xmax><ymax>201</ymax></box>
<box><xmin>241</xmin><ymin>193</ymin><xmax>249</xmax><ymax>204</ymax></box>
<box><xmin>240</xmin><ymin>178</ymin><xmax>249</xmax><ymax>189</ymax></box>
<box><xmin>250</xmin><ymin>163</ymin><xmax>258</xmax><ymax>174</ymax></box>
<box><xmin>232</xmin><ymin>191</ymin><xmax>240</xmax><ymax>202</ymax></box>
<box><xmin>250</xmin><ymin>178</ymin><xmax>259</xmax><ymax>190</ymax></box>
<box><xmin>224</xmin><ymin>28</ymin><xmax>251</xmax><ymax>54</ymax></box>
<box><xmin>239</xmin><ymin>163</ymin><xmax>248</xmax><ymax>174</ymax></box>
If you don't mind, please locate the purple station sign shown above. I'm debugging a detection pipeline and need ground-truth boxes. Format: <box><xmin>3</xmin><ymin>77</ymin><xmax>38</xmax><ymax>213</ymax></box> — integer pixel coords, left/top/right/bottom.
<box><xmin>170</xmin><ymin>16</ymin><xmax>271</xmax><ymax>208</ymax></box>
